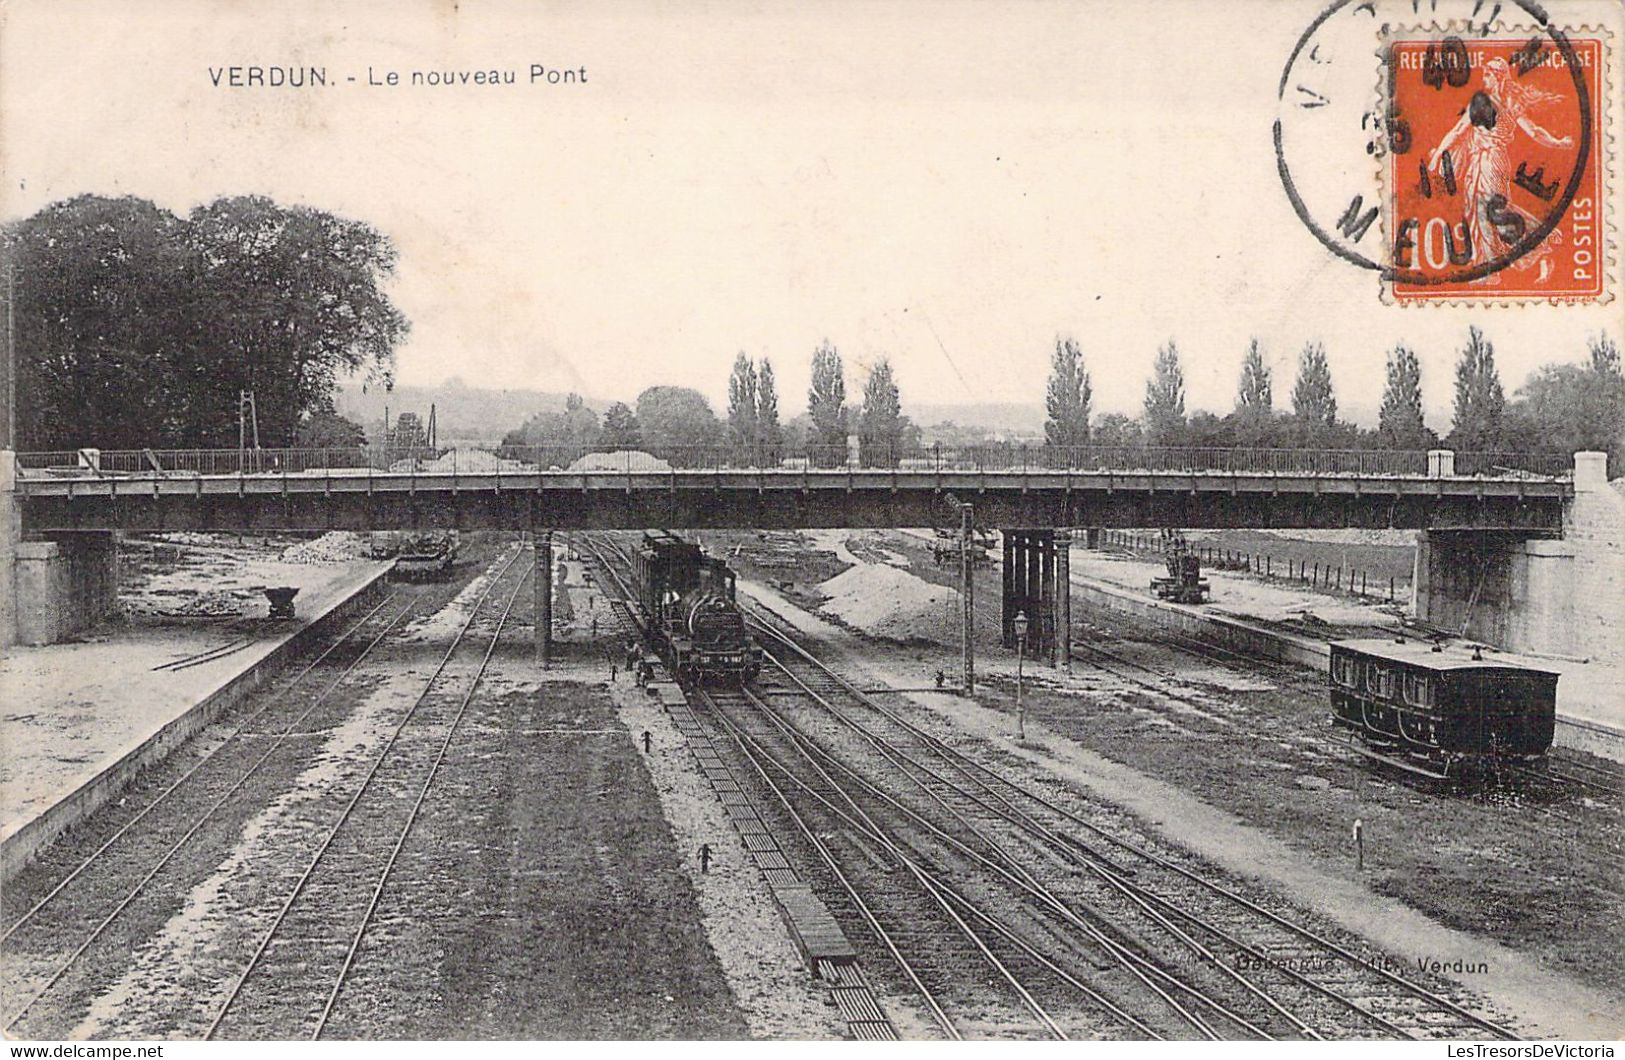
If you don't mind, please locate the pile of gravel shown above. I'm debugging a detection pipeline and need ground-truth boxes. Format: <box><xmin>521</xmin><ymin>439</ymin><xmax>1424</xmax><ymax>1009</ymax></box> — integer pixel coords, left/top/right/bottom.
<box><xmin>390</xmin><ymin>449</ymin><xmax>532</xmax><ymax>474</ymax></box>
<box><xmin>280</xmin><ymin>531</ymin><xmax>366</xmax><ymax>564</ymax></box>
<box><xmin>816</xmin><ymin>563</ymin><xmax>954</xmax><ymax>641</ymax></box>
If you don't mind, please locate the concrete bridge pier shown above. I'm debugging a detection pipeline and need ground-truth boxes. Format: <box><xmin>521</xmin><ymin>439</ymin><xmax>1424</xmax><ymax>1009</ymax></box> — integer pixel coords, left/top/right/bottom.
<box><xmin>534</xmin><ymin>530</ymin><xmax>553</xmax><ymax>669</ymax></box>
<box><xmin>2</xmin><ymin>451</ymin><xmax>121</xmax><ymax>648</ymax></box>
<box><xmin>1001</xmin><ymin>529</ymin><xmax>1068</xmax><ymax>663</ymax></box>
<box><xmin>1413</xmin><ymin>451</ymin><xmax>1621</xmax><ymax>660</ymax></box>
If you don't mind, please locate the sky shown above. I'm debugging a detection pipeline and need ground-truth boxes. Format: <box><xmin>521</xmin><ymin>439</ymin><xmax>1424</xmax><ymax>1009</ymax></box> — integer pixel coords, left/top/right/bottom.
<box><xmin>2</xmin><ymin>0</ymin><xmax>1621</xmax><ymax>427</ymax></box>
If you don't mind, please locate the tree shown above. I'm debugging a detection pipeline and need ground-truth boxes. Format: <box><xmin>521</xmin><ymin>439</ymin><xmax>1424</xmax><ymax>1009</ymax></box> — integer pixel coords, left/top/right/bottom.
<box><xmin>1143</xmin><ymin>341</ymin><xmax>1187</xmax><ymax>446</ymax></box>
<box><xmin>1092</xmin><ymin>413</ymin><xmax>1143</xmax><ymax>448</ymax></box>
<box><xmin>6</xmin><ymin>193</ymin><xmax>408</xmax><ymax>450</ymax></box>
<box><xmin>856</xmin><ymin>359</ymin><xmax>907</xmax><ymax>467</ymax></box>
<box><xmin>295</xmin><ymin>410</ymin><xmax>365</xmax><ymax>449</ymax></box>
<box><xmin>1449</xmin><ymin>326</ymin><xmax>1505</xmax><ymax>451</ymax></box>
<box><xmin>1505</xmin><ymin>334</ymin><xmax>1625</xmax><ymax>468</ymax></box>
<box><xmin>1378</xmin><ymin>345</ymin><xmax>1432</xmax><ymax>450</ymax></box>
<box><xmin>1290</xmin><ymin>341</ymin><xmax>1338</xmax><ymax>444</ymax></box>
<box><xmin>500</xmin><ymin>395</ymin><xmax>600</xmax><ymax>453</ymax></box>
<box><xmin>635</xmin><ymin>386</ymin><xmax>722</xmax><ymax>465</ymax></box>
<box><xmin>1236</xmin><ymin>339</ymin><xmax>1273</xmax><ymax>414</ymax></box>
<box><xmin>182</xmin><ymin>195</ymin><xmax>407</xmax><ymax>445</ymax></box>
<box><xmin>600</xmin><ymin>401</ymin><xmax>641</xmax><ymax>448</ymax></box>
<box><xmin>1591</xmin><ymin>332</ymin><xmax>1622</xmax><ymax>377</ymax></box>
<box><xmin>1186</xmin><ymin>411</ymin><xmax>1236</xmax><ymax>448</ymax></box>
<box><xmin>757</xmin><ymin>357</ymin><xmax>784</xmax><ymax>462</ymax></box>
<box><xmin>7</xmin><ymin>196</ymin><xmax>192</xmax><ymax>450</ymax></box>
<box><xmin>1234</xmin><ymin>339</ymin><xmax>1275</xmax><ymax>446</ymax></box>
<box><xmin>807</xmin><ymin>339</ymin><xmax>848</xmax><ymax>464</ymax></box>
<box><xmin>726</xmin><ymin>351</ymin><xmax>760</xmax><ymax>463</ymax></box>
<box><xmin>1044</xmin><ymin>335</ymin><xmax>1092</xmax><ymax>449</ymax></box>
<box><xmin>389</xmin><ymin>412</ymin><xmax>428</xmax><ymax>451</ymax></box>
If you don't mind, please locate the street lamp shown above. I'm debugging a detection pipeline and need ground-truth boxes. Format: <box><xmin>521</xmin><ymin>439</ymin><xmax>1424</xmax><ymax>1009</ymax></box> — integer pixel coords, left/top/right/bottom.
<box><xmin>1013</xmin><ymin>609</ymin><xmax>1029</xmax><ymax>741</ymax></box>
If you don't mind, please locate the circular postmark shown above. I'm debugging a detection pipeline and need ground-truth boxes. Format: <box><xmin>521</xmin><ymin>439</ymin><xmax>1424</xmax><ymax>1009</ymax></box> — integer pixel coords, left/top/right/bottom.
<box><xmin>1274</xmin><ymin>0</ymin><xmax>1594</xmax><ymax>291</ymax></box>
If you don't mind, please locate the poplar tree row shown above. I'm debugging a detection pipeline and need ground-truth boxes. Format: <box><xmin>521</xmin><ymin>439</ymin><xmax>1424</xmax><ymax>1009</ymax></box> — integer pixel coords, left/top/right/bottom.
<box><xmin>1041</xmin><ymin>329</ymin><xmax>1623</xmax><ymax>464</ymax></box>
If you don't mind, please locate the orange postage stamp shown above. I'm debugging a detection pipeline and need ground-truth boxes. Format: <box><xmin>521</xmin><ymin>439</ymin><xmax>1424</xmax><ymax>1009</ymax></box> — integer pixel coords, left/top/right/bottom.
<box><xmin>1382</xmin><ymin>25</ymin><xmax>1609</xmax><ymax>303</ymax></box>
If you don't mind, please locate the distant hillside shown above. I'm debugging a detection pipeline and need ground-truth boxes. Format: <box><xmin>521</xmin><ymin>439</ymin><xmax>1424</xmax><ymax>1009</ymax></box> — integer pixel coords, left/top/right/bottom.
<box><xmin>906</xmin><ymin>402</ymin><xmax>1046</xmax><ymax>435</ymax></box>
<box><xmin>336</xmin><ymin>382</ymin><xmax>603</xmax><ymax>443</ymax></box>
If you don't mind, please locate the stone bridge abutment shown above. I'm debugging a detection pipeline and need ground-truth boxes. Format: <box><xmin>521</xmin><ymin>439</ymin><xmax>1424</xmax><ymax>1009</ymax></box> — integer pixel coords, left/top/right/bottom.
<box><xmin>1413</xmin><ymin>452</ymin><xmax>1621</xmax><ymax>661</ymax></box>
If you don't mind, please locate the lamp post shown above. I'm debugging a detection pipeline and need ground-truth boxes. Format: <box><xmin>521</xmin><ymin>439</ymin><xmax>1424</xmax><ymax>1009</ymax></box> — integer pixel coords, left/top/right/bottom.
<box><xmin>1013</xmin><ymin>609</ymin><xmax>1028</xmax><ymax>741</ymax></box>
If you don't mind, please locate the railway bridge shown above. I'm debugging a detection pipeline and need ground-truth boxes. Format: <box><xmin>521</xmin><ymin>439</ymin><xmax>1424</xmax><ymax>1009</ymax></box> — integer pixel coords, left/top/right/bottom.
<box><xmin>2</xmin><ymin>444</ymin><xmax>1611</xmax><ymax>674</ymax></box>
<box><xmin>6</xmin><ymin>444</ymin><xmax>1571</xmax><ymax>533</ymax></box>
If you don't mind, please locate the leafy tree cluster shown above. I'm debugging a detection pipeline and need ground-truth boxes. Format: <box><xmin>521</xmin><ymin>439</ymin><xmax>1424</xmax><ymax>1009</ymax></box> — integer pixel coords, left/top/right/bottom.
<box><xmin>1504</xmin><ymin>334</ymin><xmax>1625</xmax><ymax>468</ymax></box>
<box><xmin>1055</xmin><ymin>327</ymin><xmax>1618</xmax><ymax>470</ymax></box>
<box><xmin>500</xmin><ymin>392</ymin><xmax>601</xmax><ymax>451</ymax></box>
<box><xmin>294</xmin><ymin>410</ymin><xmax>367</xmax><ymax>449</ymax></box>
<box><xmin>635</xmin><ymin>385</ymin><xmax>722</xmax><ymax>465</ymax></box>
<box><xmin>8</xmin><ymin>193</ymin><xmax>407</xmax><ymax>450</ymax></box>
<box><xmin>726</xmin><ymin>352</ymin><xmax>784</xmax><ymax>463</ymax></box>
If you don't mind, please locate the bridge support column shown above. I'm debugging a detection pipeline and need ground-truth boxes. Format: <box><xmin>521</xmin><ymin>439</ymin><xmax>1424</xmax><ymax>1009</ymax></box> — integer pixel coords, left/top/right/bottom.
<box><xmin>1039</xmin><ymin>533</ymin><xmax>1055</xmax><ymax>665</ymax></box>
<box><xmin>534</xmin><ymin>530</ymin><xmax>553</xmax><ymax>669</ymax></box>
<box><xmin>1001</xmin><ymin>529</ymin><xmax>1056</xmax><ymax>659</ymax></box>
<box><xmin>1002</xmin><ymin>530</ymin><xmax>1017</xmax><ymax>648</ymax></box>
<box><xmin>1055</xmin><ymin>529</ymin><xmax>1071</xmax><ymax>673</ymax></box>
<box><xmin>4</xmin><ymin>449</ymin><xmax>119</xmax><ymax>648</ymax></box>
<box><xmin>1</xmin><ymin>452</ymin><xmax>19</xmax><ymax>648</ymax></box>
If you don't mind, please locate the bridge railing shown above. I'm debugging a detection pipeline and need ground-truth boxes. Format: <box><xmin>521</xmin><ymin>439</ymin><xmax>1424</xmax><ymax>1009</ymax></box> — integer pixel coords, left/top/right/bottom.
<box><xmin>13</xmin><ymin>444</ymin><xmax>1574</xmax><ymax>480</ymax></box>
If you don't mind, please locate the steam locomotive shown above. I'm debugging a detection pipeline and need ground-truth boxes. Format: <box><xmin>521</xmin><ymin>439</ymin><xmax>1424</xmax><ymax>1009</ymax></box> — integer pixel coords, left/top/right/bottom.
<box><xmin>629</xmin><ymin>531</ymin><xmax>762</xmax><ymax>683</ymax></box>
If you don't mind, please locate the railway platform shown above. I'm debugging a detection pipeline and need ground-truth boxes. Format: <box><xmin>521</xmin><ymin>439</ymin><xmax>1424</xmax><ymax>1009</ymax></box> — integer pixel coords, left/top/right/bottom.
<box><xmin>0</xmin><ymin>557</ymin><xmax>392</xmax><ymax>882</ymax></box>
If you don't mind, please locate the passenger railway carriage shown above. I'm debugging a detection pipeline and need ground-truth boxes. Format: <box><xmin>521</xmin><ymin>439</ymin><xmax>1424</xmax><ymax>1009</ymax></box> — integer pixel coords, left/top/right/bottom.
<box><xmin>1329</xmin><ymin>638</ymin><xmax>1558</xmax><ymax>778</ymax></box>
<box><xmin>629</xmin><ymin>531</ymin><xmax>762</xmax><ymax>683</ymax></box>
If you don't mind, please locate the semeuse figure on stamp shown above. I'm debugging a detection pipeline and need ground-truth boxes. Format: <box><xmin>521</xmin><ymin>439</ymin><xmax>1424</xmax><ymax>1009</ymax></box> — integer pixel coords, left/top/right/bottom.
<box><xmin>1426</xmin><ymin>57</ymin><xmax>1574</xmax><ymax>283</ymax></box>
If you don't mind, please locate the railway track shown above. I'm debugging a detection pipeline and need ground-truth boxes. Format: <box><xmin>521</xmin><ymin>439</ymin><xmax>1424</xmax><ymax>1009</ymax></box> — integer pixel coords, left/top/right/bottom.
<box><xmin>738</xmin><ymin>609</ymin><xmax>1523</xmax><ymax>1040</ymax></box>
<box><xmin>206</xmin><ymin>544</ymin><xmax>530</xmax><ymax>1039</ymax></box>
<box><xmin>1</xmin><ymin>589</ymin><xmax>426</xmax><ymax>1036</ymax></box>
<box><xmin>584</xmin><ymin>532</ymin><xmax>1516</xmax><ymax>1039</ymax></box>
<box><xmin>0</xmin><ymin>543</ymin><xmax>529</xmax><ymax>1039</ymax></box>
<box><xmin>902</xmin><ymin>533</ymin><xmax>1619</xmax><ymax>809</ymax></box>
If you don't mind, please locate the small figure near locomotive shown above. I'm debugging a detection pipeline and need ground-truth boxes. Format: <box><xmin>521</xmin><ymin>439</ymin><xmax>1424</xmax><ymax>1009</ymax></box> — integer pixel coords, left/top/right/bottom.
<box><xmin>628</xmin><ymin>531</ymin><xmax>762</xmax><ymax>684</ymax></box>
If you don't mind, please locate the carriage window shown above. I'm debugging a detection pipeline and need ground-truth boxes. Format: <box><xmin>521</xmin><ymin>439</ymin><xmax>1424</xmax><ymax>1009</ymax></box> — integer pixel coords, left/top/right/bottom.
<box><xmin>1402</xmin><ymin>672</ymin><xmax>1434</xmax><ymax>707</ymax></box>
<box><xmin>1332</xmin><ymin>656</ymin><xmax>1359</xmax><ymax>687</ymax></box>
<box><xmin>1367</xmin><ymin>665</ymin><xmax>1396</xmax><ymax>697</ymax></box>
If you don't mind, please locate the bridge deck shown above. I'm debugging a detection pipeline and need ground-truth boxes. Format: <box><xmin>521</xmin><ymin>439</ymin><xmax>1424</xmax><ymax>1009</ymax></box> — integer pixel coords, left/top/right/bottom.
<box><xmin>12</xmin><ymin>459</ymin><xmax>1571</xmax><ymax>533</ymax></box>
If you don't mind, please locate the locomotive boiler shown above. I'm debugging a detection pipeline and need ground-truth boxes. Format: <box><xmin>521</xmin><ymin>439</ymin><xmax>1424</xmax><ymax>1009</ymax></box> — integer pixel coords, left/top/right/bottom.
<box><xmin>629</xmin><ymin>530</ymin><xmax>763</xmax><ymax>683</ymax></box>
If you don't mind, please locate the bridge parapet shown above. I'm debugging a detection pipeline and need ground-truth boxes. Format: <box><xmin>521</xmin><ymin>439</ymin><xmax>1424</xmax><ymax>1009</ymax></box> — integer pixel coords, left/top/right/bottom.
<box><xmin>12</xmin><ymin>443</ymin><xmax>1577</xmax><ymax>482</ymax></box>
